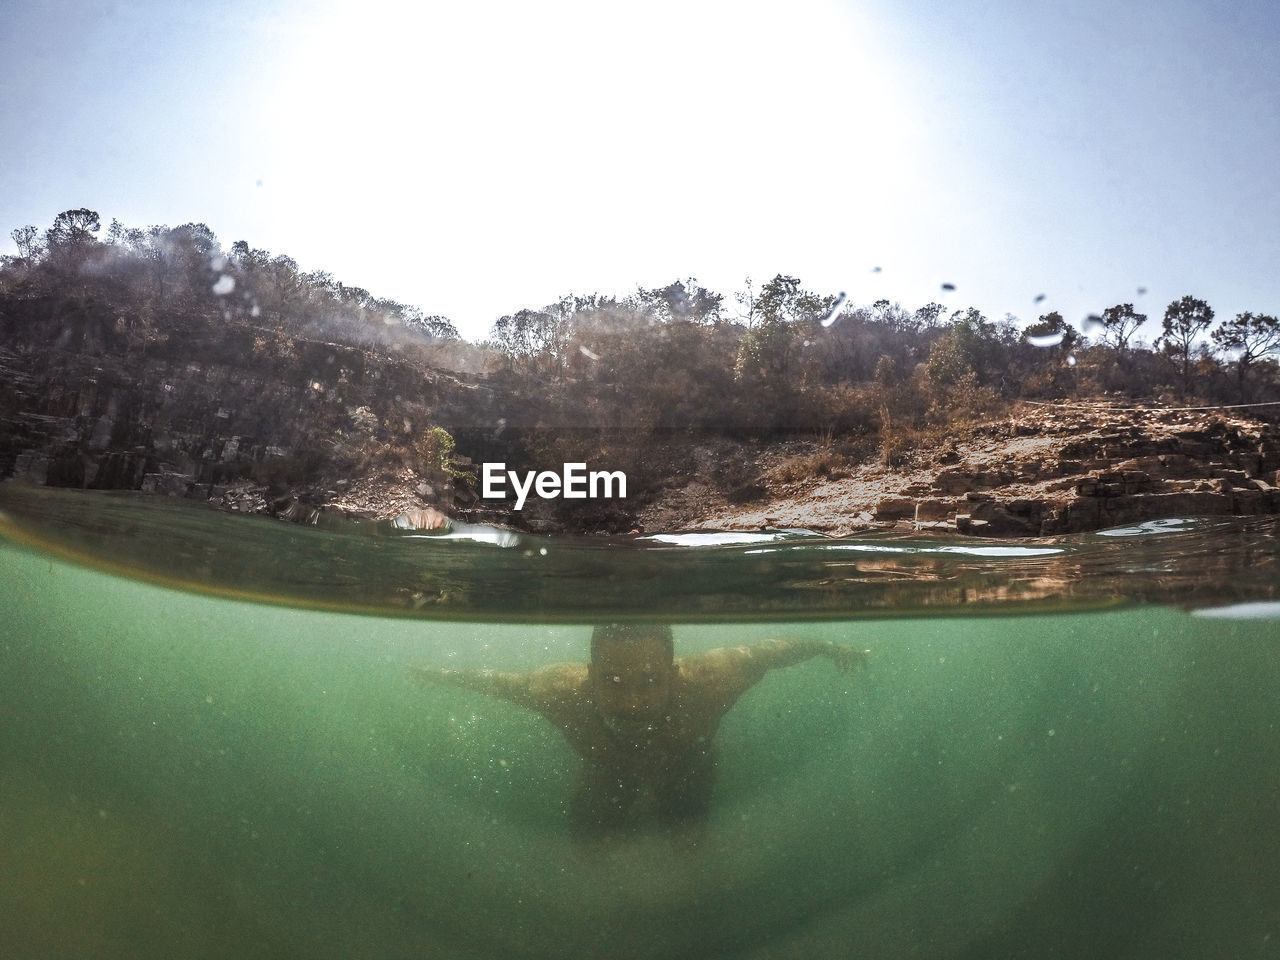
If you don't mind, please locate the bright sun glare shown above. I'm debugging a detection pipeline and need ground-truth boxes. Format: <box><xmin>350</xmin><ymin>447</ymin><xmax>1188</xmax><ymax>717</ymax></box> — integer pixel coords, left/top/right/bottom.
<box><xmin>258</xmin><ymin>0</ymin><xmax>925</xmax><ymax>334</ymax></box>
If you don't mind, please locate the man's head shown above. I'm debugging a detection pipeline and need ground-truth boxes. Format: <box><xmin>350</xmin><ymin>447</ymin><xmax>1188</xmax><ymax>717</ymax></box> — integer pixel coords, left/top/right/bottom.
<box><xmin>588</xmin><ymin>624</ymin><xmax>676</xmax><ymax>720</ymax></box>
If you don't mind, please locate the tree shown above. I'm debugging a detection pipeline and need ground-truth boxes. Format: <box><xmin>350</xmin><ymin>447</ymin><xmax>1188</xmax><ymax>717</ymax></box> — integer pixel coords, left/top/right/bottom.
<box><xmin>10</xmin><ymin>224</ymin><xmax>43</xmax><ymax>261</ymax></box>
<box><xmin>45</xmin><ymin>208</ymin><xmax>101</xmax><ymax>250</ymax></box>
<box><xmin>406</xmin><ymin>310</ymin><xmax>460</xmax><ymax>341</ymax></box>
<box><xmin>1098</xmin><ymin>303</ymin><xmax>1146</xmax><ymax>352</ymax></box>
<box><xmin>734</xmin><ymin>274</ymin><xmax>837</xmax><ymax>383</ymax></box>
<box><xmin>41</xmin><ymin>209</ymin><xmax>103</xmax><ymax>286</ymax></box>
<box><xmin>925</xmin><ymin>308</ymin><xmax>1009</xmax><ymax>389</ymax></box>
<box><xmin>753</xmin><ymin>274</ymin><xmax>835</xmax><ymax>327</ymax></box>
<box><xmin>913</xmin><ymin>302</ymin><xmax>947</xmax><ymax>331</ymax></box>
<box><xmin>1158</xmin><ymin>295</ymin><xmax>1214</xmax><ymax>399</ymax></box>
<box><xmin>869</xmin><ymin>299</ymin><xmax>912</xmax><ymax>332</ymax></box>
<box><xmin>157</xmin><ymin>223</ymin><xmax>221</xmax><ymax>310</ymax></box>
<box><xmin>1211</xmin><ymin>311</ymin><xmax>1280</xmax><ymax>400</ymax></box>
<box><xmin>1011</xmin><ymin>312</ymin><xmax>1080</xmax><ymax>397</ymax></box>
<box><xmin>490</xmin><ymin>307</ymin><xmax>562</xmax><ymax>375</ymax></box>
<box><xmin>1022</xmin><ymin>311</ymin><xmax>1080</xmax><ymax>354</ymax></box>
<box><xmin>632</xmin><ymin>279</ymin><xmax>723</xmax><ymax>325</ymax></box>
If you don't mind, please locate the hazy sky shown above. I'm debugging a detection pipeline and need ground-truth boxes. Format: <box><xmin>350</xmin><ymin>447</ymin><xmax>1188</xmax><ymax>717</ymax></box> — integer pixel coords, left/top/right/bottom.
<box><xmin>2</xmin><ymin>0</ymin><xmax>1277</xmax><ymax>341</ymax></box>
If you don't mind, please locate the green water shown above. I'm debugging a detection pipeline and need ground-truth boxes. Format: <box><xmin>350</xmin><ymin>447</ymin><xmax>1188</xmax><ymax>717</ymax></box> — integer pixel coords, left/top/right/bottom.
<box><xmin>1</xmin><ymin>491</ymin><xmax>1278</xmax><ymax>958</ymax></box>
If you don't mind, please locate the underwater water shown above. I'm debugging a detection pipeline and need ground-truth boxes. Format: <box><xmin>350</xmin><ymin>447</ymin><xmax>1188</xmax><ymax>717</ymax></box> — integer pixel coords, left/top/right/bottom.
<box><xmin>1</xmin><ymin>485</ymin><xmax>1278</xmax><ymax>959</ymax></box>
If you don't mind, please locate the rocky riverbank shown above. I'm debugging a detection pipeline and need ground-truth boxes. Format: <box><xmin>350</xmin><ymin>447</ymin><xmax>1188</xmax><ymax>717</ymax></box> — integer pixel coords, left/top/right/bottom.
<box><xmin>631</xmin><ymin>403</ymin><xmax>1280</xmax><ymax>537</ymax></box>
<box><xmin>4</xmin><ymin>300</ymin><xmax>1279</xmax><ymax>537</ymax></box>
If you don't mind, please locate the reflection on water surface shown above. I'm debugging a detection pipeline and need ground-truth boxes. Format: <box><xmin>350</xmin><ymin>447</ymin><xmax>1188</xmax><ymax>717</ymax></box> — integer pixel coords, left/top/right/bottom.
<box><xmin>1</xmin><ymin>483</ymin><xmax>1277</xmax><ymax>620</ymax></box>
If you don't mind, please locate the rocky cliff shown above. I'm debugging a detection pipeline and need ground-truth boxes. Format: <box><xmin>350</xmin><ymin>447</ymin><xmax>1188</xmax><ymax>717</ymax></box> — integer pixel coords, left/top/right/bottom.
<box><xmin>4</xmin><ymin>297</ymin><xmax>1280</xmax><ymax>537</ymax></box>
<box><xmin>0</xmin><ymin>297</ymin><xmax>506</xmax><ymax>522</ymax></box>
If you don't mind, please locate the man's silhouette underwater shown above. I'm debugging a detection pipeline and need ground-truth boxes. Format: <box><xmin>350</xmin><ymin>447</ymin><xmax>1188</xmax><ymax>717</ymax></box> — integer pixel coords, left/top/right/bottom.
<box><xmin>412</xmin><ymin>624</ymin><xmax>868</xmax><ymax>842</ymax></box>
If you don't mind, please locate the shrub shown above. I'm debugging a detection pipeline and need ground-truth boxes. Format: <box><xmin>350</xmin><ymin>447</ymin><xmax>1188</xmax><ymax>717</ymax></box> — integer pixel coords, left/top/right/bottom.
<box><xmin>415</xmin><ymin>425</ymin><xmax>473</xmax><ymax>487</ymax></box>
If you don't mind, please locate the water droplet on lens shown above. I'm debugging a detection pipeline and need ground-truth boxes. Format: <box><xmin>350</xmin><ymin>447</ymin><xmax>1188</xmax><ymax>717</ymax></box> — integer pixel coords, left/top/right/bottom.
<box><xmin>1082</xmin><ymin>313</ymin><xmax>1104</xmax><ymax>332</ymax></box>
<box><xmin>1033</xmin><ymin>293</ymin><xmax>1046</xmax><ymax>304</ymax></box>
<box><xmin>1066</xmin><ymin>354</ymin><xmax>1077</xmax><ymax>366</ymax></box>
<box><xmin>1136</xmin><ymin>286</ymin><xmax>1147</xmax><ymax>296</ymax></box>
<box><xmin>211</xmin><ymin>275</ymin><xmax>236</xmax><ymax>296</ymax></box>
<box><xmin>820</xmin><ymin>291</ymin><xmax>847</xmax><ymax>327</ymax></box>
<box><xmin>578</xmin><ymin>345</ymin><xmax>601</xmax><ymax>361</ymax></box>
<box><xmin>941</xmin><ymin>283</ymin><xmax>956</xmax><ymax>292</ymax></box>
<box><xmin>871</xmin><ymin>266</ymin><xmax>882</xmax><ymax>273</ymax></box>
<box><xmin>1026</xmin><ymin>330</ymin><xmax>1066</xmax><ymax>348</ymax></box>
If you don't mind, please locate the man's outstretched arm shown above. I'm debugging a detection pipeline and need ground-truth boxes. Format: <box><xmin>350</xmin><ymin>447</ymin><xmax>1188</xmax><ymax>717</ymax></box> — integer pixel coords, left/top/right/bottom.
<box><xmin>679</xmin><ymin>637</ymin><xmax>868</xmax><ymax>707</ymax></box>
<box><xmin>408</xmin><ymin>664</ymin><xmax>538</xmax><ymax>709</ymax></box>
<box><xmin>408</xmin><ymin>661</ymin><xmax>586</xmax><ymax>714</ymax></box>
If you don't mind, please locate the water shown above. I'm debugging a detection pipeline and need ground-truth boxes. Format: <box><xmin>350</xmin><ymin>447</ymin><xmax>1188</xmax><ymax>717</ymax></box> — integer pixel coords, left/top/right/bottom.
<box><xmin>1</xmin><ymin>485</ymin><xmax>1277</xmax><ymax>959</ymax></box>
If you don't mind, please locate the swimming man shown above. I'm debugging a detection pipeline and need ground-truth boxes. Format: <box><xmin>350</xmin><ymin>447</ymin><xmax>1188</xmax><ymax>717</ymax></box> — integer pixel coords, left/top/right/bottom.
<box><xmin>410</xmin><ymin>624</ymin><xmax>867</xmax><ymax>842</ymax></box>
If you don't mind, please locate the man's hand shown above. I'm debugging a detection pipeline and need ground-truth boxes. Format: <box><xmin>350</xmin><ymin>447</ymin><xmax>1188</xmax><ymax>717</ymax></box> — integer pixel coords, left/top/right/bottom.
<box><xmin>826</xmin><ymin>643</ymin><xmax>870</xmax><ymax>673</ymax></box>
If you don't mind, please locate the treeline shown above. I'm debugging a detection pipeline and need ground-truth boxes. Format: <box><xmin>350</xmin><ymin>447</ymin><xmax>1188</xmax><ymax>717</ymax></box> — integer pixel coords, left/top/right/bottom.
<box><xmin>478</xmin><ymin>277</ymin><xmax>1280</xmax><ymax>441</ymax></box>
<box><xmin>1</xmin><ymin>208</ymin><xmax>466</xmax><ymax>363</ymax></box>
<box><xmin>4</xmin><ymin>209</ymin><xmax>1280</xmax><ymax>465</ymax></box>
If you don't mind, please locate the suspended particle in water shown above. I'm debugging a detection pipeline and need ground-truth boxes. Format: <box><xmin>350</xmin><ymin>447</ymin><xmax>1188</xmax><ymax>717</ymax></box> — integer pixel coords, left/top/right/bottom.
<box><xmin>1033</xmin><ymin>293</ymin><xmax>1046</xmax><ymax>304</ymax></box>
<box><xmin>1136</xmin><ymin>286</ymin><xmax>1148</xmax><ymax>296</ymax></box>
<box><xmin>941</xmin><ymin>282</ymin><xmax>956</xmax><ymax>292</ymax></box>
<box><xmin>211</xmin><ymin>274</ymin><xmax>236</xmax><ymax>296</ymax></box>
<box><xmin>578</xmin><ymin>344</ymin><xmax>601</xmax><ymax>361</ymax></box>
<box><xmin>820</xmin><ymin>291</ymin><xmax>847</xmax><ymax>328</ymax></box>
<box><xmin>871</xmin><ymin>265</ymin><xmax>883</xmax><ymax>273</ymax></box>
<box><xmin>1026</xmin><ymin>329</ymin><xmax>1067</xmax><ymax>348</ymax></box>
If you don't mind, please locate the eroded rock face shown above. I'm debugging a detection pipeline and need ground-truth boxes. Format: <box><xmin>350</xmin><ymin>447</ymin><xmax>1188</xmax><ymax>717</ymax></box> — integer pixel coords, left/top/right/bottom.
<box><xmin>942</xmin><ymin>413</ymin><xmax>1280</xmax><ymax>535</ymax></box>
<box><xmin>0</xmin><ymin>310</ymin><xmax>500</xmax><ymax>523</ymax></box>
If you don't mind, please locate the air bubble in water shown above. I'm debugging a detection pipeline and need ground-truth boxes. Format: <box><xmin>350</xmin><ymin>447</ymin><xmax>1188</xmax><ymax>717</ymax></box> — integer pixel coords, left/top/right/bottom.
<box><xmin>820</xmin><ymin>291</ymin><xmax>847</xmax><ymax>328</ymax></box>
<box><xmin>211</xmin><ymin>275</ymin><xmax>236</xmax><ymax>296</ymax></box>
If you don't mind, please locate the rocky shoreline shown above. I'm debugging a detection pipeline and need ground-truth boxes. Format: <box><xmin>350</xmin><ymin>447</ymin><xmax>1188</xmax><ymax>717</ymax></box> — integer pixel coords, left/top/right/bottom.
<box><xmin>3</xmin><ymin>315</ymin><xmax>1278</xmax><ymax>538</ymax></box>
<box><xmin>629</xmin><ymin>403</ymin><xmax>1280</xmax><ymax>537</ymax></box>
<box><xmin>186</xmin><ymin>402</ymin><xmax>1280</xmax><ymax>539</ymax></box>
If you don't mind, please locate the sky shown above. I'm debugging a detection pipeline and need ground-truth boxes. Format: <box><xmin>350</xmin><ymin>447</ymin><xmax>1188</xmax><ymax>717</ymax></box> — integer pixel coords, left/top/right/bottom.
<box><xmin>2</xmin><ymin>0</ymin><xmax>1278</xmax><ymax>342</ymax></box>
